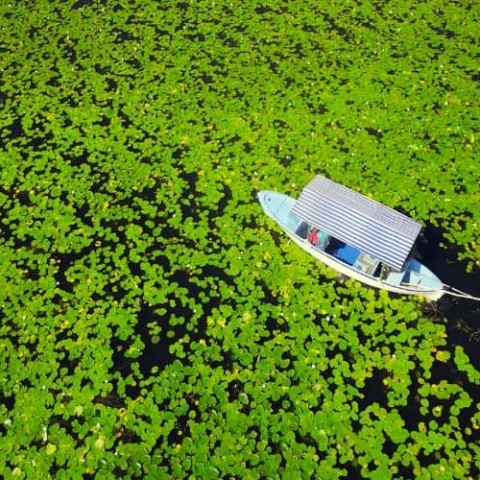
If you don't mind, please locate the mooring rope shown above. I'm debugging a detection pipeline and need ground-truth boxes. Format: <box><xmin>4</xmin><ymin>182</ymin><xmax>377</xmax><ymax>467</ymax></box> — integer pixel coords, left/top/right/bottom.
<box><xmin>441</xmin><ymin>284</ymin><xmax>480</xmax><ymax>302</ymax></box>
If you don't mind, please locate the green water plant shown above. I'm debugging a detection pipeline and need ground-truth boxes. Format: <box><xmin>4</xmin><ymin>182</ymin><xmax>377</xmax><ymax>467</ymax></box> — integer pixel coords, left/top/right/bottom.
<box><xmin>1</xmin><ymin>0</ymin><xmax>479</xmax><ymax>479</ymax></box>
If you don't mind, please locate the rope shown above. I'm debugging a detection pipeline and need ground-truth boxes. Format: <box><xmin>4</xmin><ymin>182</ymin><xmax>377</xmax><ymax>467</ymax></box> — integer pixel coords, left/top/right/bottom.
<box><xmin>399</xmin><ymin>282</ymin><xmax>480</xmax><ymax>301</ymax></box>
<box><xmin>441</xmin><ymin>284</ymin><xmax>480</xmax><ymax>302</ymax></box>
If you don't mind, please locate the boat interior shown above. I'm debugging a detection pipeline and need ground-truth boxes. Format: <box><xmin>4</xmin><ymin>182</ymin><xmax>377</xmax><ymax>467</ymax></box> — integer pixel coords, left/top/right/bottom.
<box><xmin>295</xmin><ymin>222</ymin><xmax>439</xmax><ymax>289</ymax></box>
<box><xmin>297</xmin><ymin>223</ymin><xmax>381</xmax><ymax>273</ymax></box>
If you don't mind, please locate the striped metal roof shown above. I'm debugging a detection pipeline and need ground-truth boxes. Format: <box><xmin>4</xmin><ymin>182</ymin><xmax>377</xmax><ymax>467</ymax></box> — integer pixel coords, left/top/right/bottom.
<box><xmin>291</xmin><ymin>176</ymin><xmax>422</xmax><ymax>271</ymax></box>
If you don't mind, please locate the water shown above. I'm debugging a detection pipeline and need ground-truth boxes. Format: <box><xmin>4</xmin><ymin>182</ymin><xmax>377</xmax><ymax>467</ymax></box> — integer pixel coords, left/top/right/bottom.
<box><xmin>418</xmin><ymin>226</ymin><xmax>480</xmax><ymax>371</ymax></box>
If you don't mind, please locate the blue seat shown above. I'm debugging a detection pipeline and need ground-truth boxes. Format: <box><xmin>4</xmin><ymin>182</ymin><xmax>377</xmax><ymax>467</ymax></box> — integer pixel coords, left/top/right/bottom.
<box><xmin>335</xmin><ymin>244</ymin><xmax>360</xmax><ymax>265</ymax></box>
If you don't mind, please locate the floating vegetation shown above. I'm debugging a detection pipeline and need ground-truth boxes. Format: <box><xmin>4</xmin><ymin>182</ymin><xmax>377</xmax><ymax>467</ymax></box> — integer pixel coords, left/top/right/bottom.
<box><xmin>1</xmin><ymin>0</ymin><xmax>479</xmax><ymax>478</ymax></box>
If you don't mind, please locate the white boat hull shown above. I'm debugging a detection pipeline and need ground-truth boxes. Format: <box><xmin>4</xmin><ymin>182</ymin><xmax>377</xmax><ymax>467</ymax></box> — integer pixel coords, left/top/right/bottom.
<box><xmin>258</xmin><ymin>191</ymin><xmax>444</xmax><ymax>301</ymax></box>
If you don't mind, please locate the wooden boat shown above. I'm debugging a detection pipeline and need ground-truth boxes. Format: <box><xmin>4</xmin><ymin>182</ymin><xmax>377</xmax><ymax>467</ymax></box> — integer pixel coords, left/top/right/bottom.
<box><xmin>258</xmin><ymin>175</ymin><xmax>445</xmax><ymax>301</ymax></box>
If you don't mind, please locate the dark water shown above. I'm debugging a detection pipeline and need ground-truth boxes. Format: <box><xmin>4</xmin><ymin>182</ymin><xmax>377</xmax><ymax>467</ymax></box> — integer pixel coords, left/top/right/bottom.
<box><xmin>418</xmin><ymin>227</ymin><xmax>480</xmax><ymax>370</ymax></box>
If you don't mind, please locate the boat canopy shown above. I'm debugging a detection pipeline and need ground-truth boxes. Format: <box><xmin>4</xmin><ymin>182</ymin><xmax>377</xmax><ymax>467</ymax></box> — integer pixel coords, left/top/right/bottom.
<box><xmin>291</xmin><ymin>176</ymin><xmax>422</xmax><ymax>271</ymax></box>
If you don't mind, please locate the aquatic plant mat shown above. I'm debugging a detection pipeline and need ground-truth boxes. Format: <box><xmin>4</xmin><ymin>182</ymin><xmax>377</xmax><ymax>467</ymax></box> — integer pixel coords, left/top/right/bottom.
<box><xmin>1</xmin><ymin>1</ymin><xmax>479</xmax><ymax>478</ymax></box>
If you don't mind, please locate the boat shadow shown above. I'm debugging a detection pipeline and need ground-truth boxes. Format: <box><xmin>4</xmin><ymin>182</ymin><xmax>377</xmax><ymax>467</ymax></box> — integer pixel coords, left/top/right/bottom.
<box><xmin>417</xmin><ymin>225</ymin><xmax>480</xmax><ymax>369</ymax></box>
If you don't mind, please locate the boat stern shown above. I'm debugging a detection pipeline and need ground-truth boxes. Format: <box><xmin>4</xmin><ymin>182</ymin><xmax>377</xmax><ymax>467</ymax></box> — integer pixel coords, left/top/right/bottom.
<box><xmin>385</xmin><ymin>259</ymin><xmax>444</xmax><ymax>300</ymax></box>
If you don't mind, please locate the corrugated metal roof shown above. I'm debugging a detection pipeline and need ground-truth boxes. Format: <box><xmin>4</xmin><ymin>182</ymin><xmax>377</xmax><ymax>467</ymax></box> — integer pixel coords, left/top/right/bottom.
<box><xmin>291</xmin><ymin>176</ymin><xmax>422</xmax><ymax>271</ymax></box>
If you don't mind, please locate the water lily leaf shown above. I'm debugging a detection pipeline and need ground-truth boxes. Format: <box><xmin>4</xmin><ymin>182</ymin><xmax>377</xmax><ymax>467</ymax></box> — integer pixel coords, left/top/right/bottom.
<box><xmin>46</xmin><ymin>443</ymin><xmax>57</xmax><ymax>455</ymax></box>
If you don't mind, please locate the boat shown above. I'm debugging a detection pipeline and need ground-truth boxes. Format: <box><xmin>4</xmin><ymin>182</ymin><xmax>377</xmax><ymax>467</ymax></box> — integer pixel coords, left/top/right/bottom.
<box><xmin>258</xmin><ymin>175</ymin><xmax>446</xmax><ymax>300</ymax></box>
